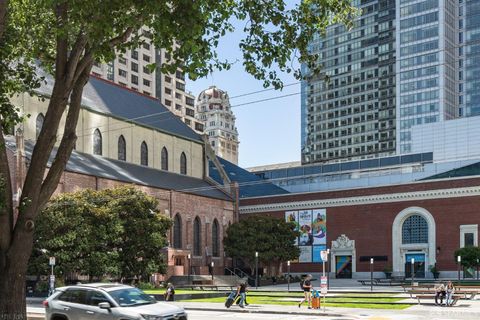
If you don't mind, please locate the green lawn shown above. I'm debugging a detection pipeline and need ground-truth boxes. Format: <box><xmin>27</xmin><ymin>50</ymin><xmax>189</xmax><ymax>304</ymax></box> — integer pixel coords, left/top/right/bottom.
<box><xmin>181</xmin><ymin>295</ymin><xmax>411</xmax><ymax>310</ymax></box>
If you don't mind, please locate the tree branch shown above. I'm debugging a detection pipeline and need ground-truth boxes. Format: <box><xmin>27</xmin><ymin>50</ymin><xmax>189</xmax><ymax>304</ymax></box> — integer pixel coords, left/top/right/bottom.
<box><xmin>54</xmin><ymin>2</ymin><xmax>69</xmax><ymax>80</ymax></box>
<box><xmin>0</xmin><ymin>117</ymin><xmax>13</xmax><ymax>260</ymax></box>
<box><xmin>38</xmin><ymin>63</ymin><xmax>92</xmax><ymax>209</ymax></box>
<box><xmin>108</xmin><ymin>27</ymin><xmax>135</xmax><ymax>48</ymax></box>
<box><xmin>0</xmin><ymin>0</ymin><xmax>8</xmax><ymax>42</ymax></box>
<box><xmin>65</xmin><ymin>32</ymin><xmax>88</xmax><ymax>85</ymax></box>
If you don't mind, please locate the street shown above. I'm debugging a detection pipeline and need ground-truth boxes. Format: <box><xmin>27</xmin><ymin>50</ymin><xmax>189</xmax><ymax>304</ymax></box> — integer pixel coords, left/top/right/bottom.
<box><xmin>186</xmin><ymin>310</ymin><xmax>354</xmax><ymax>320</ymax></box>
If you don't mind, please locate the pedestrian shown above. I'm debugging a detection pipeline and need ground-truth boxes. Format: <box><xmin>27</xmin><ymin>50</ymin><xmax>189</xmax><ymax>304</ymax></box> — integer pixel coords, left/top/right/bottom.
<box><xmin>434</xmin><ymin>282</ymin><xmax>446</xmax><ymax>306</ymax></box>
<box><xmin>445</xmin><ymin>281</ymin><xmax>455</xmax><ymax>307</ymax></box>
<box><xmin>164</xmin><ymin>283</ymin><xmax>175</xmax><ymax>301</ymax></box>
<box><xmin>298</xmin><ymin>274</ymin><xmax>313</xmax><ymax>309</ymax></box>
<box><xmin>236</xmin><ymin>281</ymin><xmax>248</xmax><ymax>308</ymax></box>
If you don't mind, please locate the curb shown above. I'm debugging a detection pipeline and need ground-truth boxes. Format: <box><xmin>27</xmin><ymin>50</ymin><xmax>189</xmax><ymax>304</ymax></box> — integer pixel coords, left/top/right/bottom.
<box><xmin>183</xmin><ymin>306</ymin><xmax>354</xmax><ymax>318</ymax></box>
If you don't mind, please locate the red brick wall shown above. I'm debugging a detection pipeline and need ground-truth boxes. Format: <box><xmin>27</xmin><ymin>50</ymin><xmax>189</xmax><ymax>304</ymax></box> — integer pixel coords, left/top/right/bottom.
<box><xmin>241</xmin><ymin>181</ymin><xmax>480</xmax><ymax>273</ymax></box>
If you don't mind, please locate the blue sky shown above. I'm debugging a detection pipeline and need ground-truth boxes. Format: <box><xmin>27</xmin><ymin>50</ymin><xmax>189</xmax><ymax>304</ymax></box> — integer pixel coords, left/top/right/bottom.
<box><xmin>187</xmin><ymin>17</ymin><xmax>302</xmax><ymax>169</ymax></box>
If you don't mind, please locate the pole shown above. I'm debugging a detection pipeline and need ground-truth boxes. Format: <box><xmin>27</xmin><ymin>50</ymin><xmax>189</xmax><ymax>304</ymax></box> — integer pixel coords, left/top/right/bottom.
<box><xmin>211</xmin><ymin>261</ymin><xmax>214</xmax><ymax>283</ymax></box>
<box><xmin>327</xmin><ymin>249</ymin><xmax>330</xmax><ymax>290</ymax></box>
<box><xmin>477</xmin><ymin>259</ymin><xmax>479</xmax><ymax>280</ymax></box>
<box><xmin>411</xmin><ymin>258</ymin><xmax>415</xmax><ymax>285</ymax></box>
<box><xmin>370</xmin><ymin>258</ymin><xmax>373</xmax><ymax>292</ymax></box>
<box><xmin>287</xmin><ymin>261</ymin><xmax>291</xmax><ymax>292</ymax></box>
<box><xmin>457</xmin><ymin>256</ymin><xmax>461</xmax><ymax>281</ymax></box>
<box><xmin>255</xmin><ymin>251</ymin><xmax>258</xmax><ymax>289</ymax></box>
<box><xmin>187</xmin><ymin>254</ymin><xmax>191</xmax><ymax>285</ymax></box>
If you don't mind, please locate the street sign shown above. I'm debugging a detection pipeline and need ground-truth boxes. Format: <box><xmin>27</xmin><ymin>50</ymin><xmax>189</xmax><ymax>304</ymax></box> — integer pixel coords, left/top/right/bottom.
<box><xmin>320</xmin><ymin>250</ymin><xmax>328</xmax><ymax>262</ymax></box>
<box><xmin>49</xmin><ymin>257</ymin><xmax>56</xmax><ymax>266</ymax></box>
<box><xmin>320</xmin><ymin>276</ymin><xmax>328</xmax><ymax>295</ymax></box>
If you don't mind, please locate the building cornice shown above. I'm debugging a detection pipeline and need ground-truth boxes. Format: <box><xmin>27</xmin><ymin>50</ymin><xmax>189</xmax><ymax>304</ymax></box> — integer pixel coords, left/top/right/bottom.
<box><xmin>239</xmin><ymin>185</ymin><xmax>480</xmax><ymax>214</ymax></box>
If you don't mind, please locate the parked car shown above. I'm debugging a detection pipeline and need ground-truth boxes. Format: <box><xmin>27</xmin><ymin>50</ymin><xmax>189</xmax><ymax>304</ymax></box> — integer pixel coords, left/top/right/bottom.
<box><xmin>43</xmin><ymin>283</ymin><xmax>187</xmax><ymax>320</ymax></box>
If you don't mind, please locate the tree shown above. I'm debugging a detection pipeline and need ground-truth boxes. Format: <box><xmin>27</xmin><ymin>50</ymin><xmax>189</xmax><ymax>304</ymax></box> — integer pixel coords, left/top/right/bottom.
<box><xmin>454</xmin><ymin>246</ymin><xmax>480</xmax><ymax>270</ymax></box>
<box><xmin>0</xmin><ymin>1</ymin><xmax>355</xmax><ymax>317</ymax></box>
<box><xmin>28</xmin><ymin>186</ymin><xmax>172</xmax><ymax>282</ymax></box>
<box><xmin>224</xmin><ymin>215</ymin><xmax>299</xmax><ymax>276</ymax></box>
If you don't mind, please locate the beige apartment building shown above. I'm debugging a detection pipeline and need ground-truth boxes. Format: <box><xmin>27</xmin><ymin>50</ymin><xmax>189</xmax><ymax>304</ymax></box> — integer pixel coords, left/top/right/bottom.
<box><xmin>91</xmin><ymin>32</ymin><xmax>204</xmax><ymax>134</ymax></box>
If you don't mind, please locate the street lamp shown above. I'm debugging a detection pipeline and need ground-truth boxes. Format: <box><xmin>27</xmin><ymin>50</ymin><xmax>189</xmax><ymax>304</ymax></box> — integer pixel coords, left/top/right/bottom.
<box><xmin>211</xmin><ymin>261</ymin><xmax>214</xmax><ymax>283</ymax></box>
<box><xmin>187</xmin><ymin>254</ymin><xmax>191</xmax><ymax>285</ymax></box>
<box><xmin>287</xmin><ymin>261</ymin><xmax>291</xmax><ymax>292</ymax></box>
<box><xmin>255</xmin><ymin>251</ymin><xmax>259</xmax><ymax>289</ymax></box>
<box><xmin>327</xmin><ymin>249</ymin><xmax>330</xmax><ymax>290</ymax></box>
<box><xmin>411</xmin><ymin>258</ymin><xmax>415</xmax><ymax>285</ymax></box>
<box><xmin>370</xmin><ymin>258</ymin><xmax>374</xmax><ymax>292</ymax></box>
<box><xmin>477</xmin><ymin>258</ymin><xmax>479</xmax><ymax>280</ymax></box>
<box><xmin>457</xmin><ymin>255</ymin><xmax>461</xmax><ymax>281</ymax></box>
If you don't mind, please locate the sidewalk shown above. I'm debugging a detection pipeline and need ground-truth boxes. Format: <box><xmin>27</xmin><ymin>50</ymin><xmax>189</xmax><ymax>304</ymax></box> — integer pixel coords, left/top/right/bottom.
<box><xmin>28</xmin><ymin>299</ymin><xmax>480</xmax><ymax>320</ymax></box>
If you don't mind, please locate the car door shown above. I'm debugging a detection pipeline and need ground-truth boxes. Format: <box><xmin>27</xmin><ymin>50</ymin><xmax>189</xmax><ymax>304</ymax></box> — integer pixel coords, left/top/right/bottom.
<box><xmin>55</xmin><ymin>289</ymin><xmax>89</xmax><ymax>320</ymax></box>
<box><xmin>82</xmin><ymin>289</ymin><xmax>116</xmax><ymax>320</ymax></box>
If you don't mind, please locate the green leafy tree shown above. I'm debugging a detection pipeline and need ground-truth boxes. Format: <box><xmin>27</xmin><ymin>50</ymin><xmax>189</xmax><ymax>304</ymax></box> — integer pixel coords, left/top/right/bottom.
<box><xmin>224</xmin><ymin>215</ymin><xmax>299</xmax><ymax>276</ymax></box>
<box><xmin>0</xmin><ymin>0</ymin><xmax>355</xmax><ymax>317</ymax></box>
<box><xmin>454</xmin><ymin>246</ymin><xmax>480</xmax><ymax>270</ymax></box>
<box><xmin>28</xmin><ymin>186</ymin><xmax>171</xmax><ymax>283</ymax></box>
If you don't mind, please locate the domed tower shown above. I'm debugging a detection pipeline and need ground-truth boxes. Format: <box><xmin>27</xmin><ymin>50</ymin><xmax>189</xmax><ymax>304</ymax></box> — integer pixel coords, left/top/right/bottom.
<box><xmin>196</xmin><ymin>86</ymin><xmax>239</xmax><ymax>164</ymax></box>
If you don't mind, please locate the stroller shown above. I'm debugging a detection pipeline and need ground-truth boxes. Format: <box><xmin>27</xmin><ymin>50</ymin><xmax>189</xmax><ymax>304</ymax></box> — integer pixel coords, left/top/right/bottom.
<box><xmin>225</xmin><ymin>290</ymin><xmax>238</xmax><ymax>308</ymax></box>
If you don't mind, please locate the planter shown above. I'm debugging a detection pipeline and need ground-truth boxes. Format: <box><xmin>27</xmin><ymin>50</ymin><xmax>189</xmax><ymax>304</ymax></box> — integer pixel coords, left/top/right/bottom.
<box><xmin>432</xmin><ymin>272</ymin><xmax>440</xmax><ymax>279</ymax></box>
<box><xmin>384</xmin><ymin>272</ymin><xmax>392</xmax><ymax>279</ymax></box>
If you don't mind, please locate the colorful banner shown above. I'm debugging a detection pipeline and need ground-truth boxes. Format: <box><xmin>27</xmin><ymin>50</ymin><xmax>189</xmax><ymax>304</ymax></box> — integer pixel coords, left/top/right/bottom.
<box><xmin>285</xmin><ymin>211</ymin><xmax>299</xmax><ymax>245</ymax></box>
<box><xmin>312</xmin><ymin>245</ymin><xmax>327</xmax><ymax>263</ymax></box>
<box><xmin>298</xmin><ymin>210</ymin><xmax>313</xmax><ymax>246</ymax></box>
<box><xmin>312</xmin><ymin>209</ymin><xmax>327</xmax><ymax>245</ymax></box>
<box><xmin>299</xmin><ymin>246</ymin><xmax>312</xmax><ymax>263</ymax></box>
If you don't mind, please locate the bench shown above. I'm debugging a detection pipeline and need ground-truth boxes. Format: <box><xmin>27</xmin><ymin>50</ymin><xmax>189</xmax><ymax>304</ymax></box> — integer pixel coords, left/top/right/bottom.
<box><xmin>177</xmin><ymin>284</ymin><xmax>237</xmax><ymax>291</ymax></box>
<box><xmin>415</xmin><ymin>294</ymin><xmax>461</xmax><ymax>306</ymax></box>
<box><xmin>402</xmin><ymin>284</ymin><xmax>436</xmax><ymax>292</ymax></box>
<box><xmin>357</xmin><ymin>279</ymin><xmax>378</xmax><ymax>286</ymax></box>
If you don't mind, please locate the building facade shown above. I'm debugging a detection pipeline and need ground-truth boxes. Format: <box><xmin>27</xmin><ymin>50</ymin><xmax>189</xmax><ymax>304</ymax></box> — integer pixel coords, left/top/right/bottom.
<box><xmin>91</xmin><ymin>32</ymin><xmax>203</xmax><ymax>133</ymax></box>
<box><xmin>302</xmin><ymin>0</ymin><xmax>471</xmax><ymax>164</ymax></box>
<box><xmin>239</xmin><ymin>175</ymin><xmax>480</xmax><ymax>279</ymax></box>
<box><xmin>196</xmin><ymin>86</ymin><xmax>240</xmax><ymax>164</ymax></box>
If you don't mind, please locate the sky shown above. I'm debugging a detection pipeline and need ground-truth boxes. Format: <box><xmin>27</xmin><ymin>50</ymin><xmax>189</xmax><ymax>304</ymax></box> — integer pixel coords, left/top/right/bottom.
<box><xmin>186</xmin><ymin>17</ymin><xmax>302</xmax><ymax>169</ymax></box>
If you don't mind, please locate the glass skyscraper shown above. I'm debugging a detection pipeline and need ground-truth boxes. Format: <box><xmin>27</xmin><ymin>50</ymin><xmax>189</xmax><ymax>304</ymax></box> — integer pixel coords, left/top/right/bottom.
<box><xmin>302</xmin><ymin>0</ymin><xmax>468</xmax><ymax>165</ymax></box>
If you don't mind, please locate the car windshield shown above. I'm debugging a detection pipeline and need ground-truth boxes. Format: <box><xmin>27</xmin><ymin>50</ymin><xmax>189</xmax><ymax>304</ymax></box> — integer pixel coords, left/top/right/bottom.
<box><xmin>109</xmin><ymin>287</ymin><xmax>156</xmax><ymax>307</ymax></box>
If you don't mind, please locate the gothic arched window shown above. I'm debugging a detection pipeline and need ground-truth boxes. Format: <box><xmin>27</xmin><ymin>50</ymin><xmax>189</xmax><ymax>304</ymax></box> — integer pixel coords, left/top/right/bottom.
<box><xmin>180</xmin><ymin>152</ymin><xmax>187</xmax><ymax>175</ymax></box>
<box><xmin>118</xmin><ymin>135</ymin><xmax>126</xmax><ymax>161</ymax></box>
<box><xmin>212</xmin><ymin>219</ymin><xmax>220</xmax><ymax>257</ymax></box>
<box><xmin>173</xmin><ymin>214</ymin><xmax>182</xmax><ymax>249</ymax></box>
<box><xmin>140</xmin><ymin>141</ymin><xmax>148</xmax><ymax>166</ymax></box>
<box><xmin>93</xmin><ymin>129</ymin><xmax>102</xmax><ymax>155</ymax></box>
<box><xmin>161</xmin><ymin>147</ymin><xmax>168</xmax><ymax>171</ymax></box>
<box><xmin>193</xmin><ymin>216</ymin><xmax>202</xmax><ymax>256</ymax></box>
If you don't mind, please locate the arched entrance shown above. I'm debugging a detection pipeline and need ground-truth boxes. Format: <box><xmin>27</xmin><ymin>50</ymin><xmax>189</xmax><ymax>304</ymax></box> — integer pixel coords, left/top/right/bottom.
<box><xmin>392</xmin><ymin>207</ymin><xmax>436</xmax><ymax>278</ymax></box>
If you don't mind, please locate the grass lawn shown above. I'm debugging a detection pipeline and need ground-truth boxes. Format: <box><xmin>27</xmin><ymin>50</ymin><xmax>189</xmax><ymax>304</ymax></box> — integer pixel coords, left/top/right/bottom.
<box><xmin>144</xmin><ymin>289</ymin><xmax>220</xmax><ymax>295</ymax></box>
<box><xmin>180</xmin><ymin>295</ymin><xmax>411</xmax><ymax>310</ymax></box>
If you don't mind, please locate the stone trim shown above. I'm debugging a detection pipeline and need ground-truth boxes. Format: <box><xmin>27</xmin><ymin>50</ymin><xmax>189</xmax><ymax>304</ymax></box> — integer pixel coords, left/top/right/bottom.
<box><xmin>239</xmin><ymin>186</ymin><xmax>480</xmax><ymax>214</ymax></box>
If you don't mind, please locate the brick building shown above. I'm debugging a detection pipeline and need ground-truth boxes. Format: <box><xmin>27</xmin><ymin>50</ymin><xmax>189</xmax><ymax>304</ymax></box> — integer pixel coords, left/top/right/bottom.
<box><xmin>239</xmin><ymin>168</ymin><xmax>480</xmax><ymax>279</ymax></box>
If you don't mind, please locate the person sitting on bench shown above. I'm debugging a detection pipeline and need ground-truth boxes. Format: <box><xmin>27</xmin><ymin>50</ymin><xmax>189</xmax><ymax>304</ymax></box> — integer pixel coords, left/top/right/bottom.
<box><xmin>434</xmin><ymin>283</ymin><xmax>446</xmax><ymax>306</ymax></box>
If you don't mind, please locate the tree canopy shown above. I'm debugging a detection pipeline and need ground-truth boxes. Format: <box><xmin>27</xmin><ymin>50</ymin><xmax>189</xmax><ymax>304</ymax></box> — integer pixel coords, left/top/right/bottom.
<box><xmin>29</xmin><ymin>186</ymin><xmax>172</xmax><ymax>281</ymax></box>
<box><xmin>224</xmin><ymin>215</ymin><xmax>299</xmax><ymax>275</ymax></box>
<box><xmin>454</xmin><ymin>246</ymin><xmax>480</xmax><ymax>269</ymax></box>
<box><xmin>0</xmin><ymin>0</ymin><xmax>355</xmax><ymax>317</ymax></box>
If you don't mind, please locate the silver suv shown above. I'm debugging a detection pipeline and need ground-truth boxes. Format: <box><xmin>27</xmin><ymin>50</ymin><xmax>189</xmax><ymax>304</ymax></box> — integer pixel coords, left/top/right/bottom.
<box><xmin>43</xmin><ymin>283</ymin><xmax>187</xmax><ymax>320</ymax></box>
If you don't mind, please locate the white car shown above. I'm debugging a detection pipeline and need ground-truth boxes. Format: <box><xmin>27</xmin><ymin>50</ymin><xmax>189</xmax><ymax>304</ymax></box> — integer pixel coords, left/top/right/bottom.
<box><xmin>43</xmin><ymin>283</ymin><xmax>187</xmax><ymax>320</ymax></box>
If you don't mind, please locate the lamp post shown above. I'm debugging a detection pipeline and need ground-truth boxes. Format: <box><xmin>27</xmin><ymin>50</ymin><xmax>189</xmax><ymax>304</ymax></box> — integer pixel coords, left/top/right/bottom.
<box><xmin>187</xmin><ymin>254</ymin><xmax>191</xmax><ymax>285</ymax></box>
<box><xmin>287</xmin><ymin>261</ymin><xmax>291</xmax><ymax>292</ymax></box>
<box><xmin>255</xmin><ymin>251</ymin><xmax>259</xmax><ymax>289</ymax></box>
<box><xmin>370</xmin><ymin>258</ymin><xmax>374</xmax><ymax>292</ymax></box>
<box><xmin>411</xmin><ymin>258</ymin><xmax>415</xmax><ymax>285</ymax></box>
<box><xmin>211</xmin><ymin>261</ymin><xmax>214</xmax><ymax>283</ymax></box>
<box><xmin>327</xmin><ymin>249</ymin><xmax>330</xmax><ymax>290</ymax></box>
<box><xmin>457</xmin><ymin>255</ymin><xmax>461</xmax><ymax>281</ymax></box>
<box><xmin>477</xmin><ymin>258</ymin><xmax>479</xmax><ymax>280</ymax></box>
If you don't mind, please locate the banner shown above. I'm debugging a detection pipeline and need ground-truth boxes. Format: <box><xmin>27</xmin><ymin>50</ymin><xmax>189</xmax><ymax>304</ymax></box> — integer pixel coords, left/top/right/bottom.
<box><xmin>298</xmin><ymin>210</ymin><xmax>313</xmax><ymax>246</ymax></box>
<box><xmin>312</xmin><ymin>245</ymin><xmax>327</xmax><ymax>263</ymax></box>
<box><xmin>299</xmin><ymin>246</ymin><xmax>312</xmax><ymax>263</ymax></box>
<box><xmin>285</xmin><ymin>211</ymin><xmax>299</xmax><ymax>245</ymax></box>
<box><xmin>312</xmin><ymin>209</ymin><xmax>327</xmax><ymax>245</ymax></box>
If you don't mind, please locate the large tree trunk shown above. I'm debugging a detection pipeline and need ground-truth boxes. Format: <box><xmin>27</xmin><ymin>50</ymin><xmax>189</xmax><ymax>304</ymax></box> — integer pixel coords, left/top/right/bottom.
<box><xmin>0</xmin><ymin>0</ymin><xmax>8</xmax><ymax>41</ymax></box>
<box><xmin>0</xmin><ymin>207</ymin><xmax>34</xmax><ymax>320</ymax></box>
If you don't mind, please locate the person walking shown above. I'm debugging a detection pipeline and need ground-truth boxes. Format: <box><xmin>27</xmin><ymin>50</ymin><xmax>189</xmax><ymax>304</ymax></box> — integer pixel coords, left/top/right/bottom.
<box><xmin>236</xmin><ymin>281</ymin><xmax>248</xmax><ymax>308</ymax></box>
<box><xmin>164</xmin><ymin>283</ymin><xmax>175</xmax><ymax>301</ymax></box>
<box><xmin>434</xmin><ymin>282</ymin><xmax>446</xmax><ymax>306</ymax></box>
<box><xmin>298</xmin><ymin>274</ymin><xmax>313</xmax><ymax>309</ymax></box>
<box><xmin>445</xmin><ymin>281</ymin><xmax>455</xmax><ymax>307</ymax></box>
